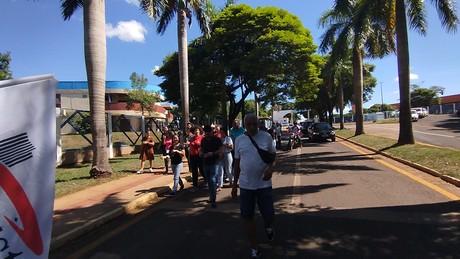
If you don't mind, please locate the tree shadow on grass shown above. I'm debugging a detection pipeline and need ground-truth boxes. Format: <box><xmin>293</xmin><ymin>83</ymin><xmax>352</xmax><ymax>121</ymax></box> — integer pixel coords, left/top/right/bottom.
<box><xmin>55</xmin><ymin>175</ymin><xmax>92</xmax><ymax>183</ymax></box>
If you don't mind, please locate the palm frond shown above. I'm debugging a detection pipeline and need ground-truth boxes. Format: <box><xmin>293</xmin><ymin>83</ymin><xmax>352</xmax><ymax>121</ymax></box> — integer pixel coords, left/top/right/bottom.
<box><xmin>156</xmin><ymin>6</ymin><xmax>176</xmax><ymax>34</ymax></box>
<box><xmin>139</xmin><ymin>0</ymin><xmax>165</xmax><ymax>19</ymax></box>
<box><xmin>188</xmin><ymin>0</ymin><xmax>212</xmax><ymax>37</ymax></box>
<box><xmin>60</xmin><ymin>0</ymin><xmax>84</xmax><ymax>21</ymax></box>
<box><xmin>431</xmin><ymin>0</ymin><xmax>459</xmax><ymax>33</ymax></box>
<box><xmin>407</xmin><ymin>0</ymin><xmax>427</xmax><ymax>35</ymax></box>
<box><xmin>319</xmin><ymin>23</ymin><xmax>347</xmax><ymax>53</ymax></box>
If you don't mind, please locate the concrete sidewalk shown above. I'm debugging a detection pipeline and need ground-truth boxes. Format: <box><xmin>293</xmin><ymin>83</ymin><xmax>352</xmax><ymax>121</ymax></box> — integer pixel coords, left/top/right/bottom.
<box><xmin>50</xmin><ymin>165</ymin><xmax>191</xmax><ymax>252</ymax></box>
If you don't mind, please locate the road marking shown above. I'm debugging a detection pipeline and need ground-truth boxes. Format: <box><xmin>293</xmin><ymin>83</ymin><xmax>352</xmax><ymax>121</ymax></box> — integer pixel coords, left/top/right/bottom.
<box><xmin>413</xmin><ymin>130</ymin><xmax>456</xmax><ymax>138</ymax></box>
<box><xmin>291</xmin><ymin>147</ymin><xmax>302</xmax><ymax>208</ymax></box>
<box><xmin>339</xmin><ymin>140</ymin><xmax>460</xmax><ymax>201</ymax></box>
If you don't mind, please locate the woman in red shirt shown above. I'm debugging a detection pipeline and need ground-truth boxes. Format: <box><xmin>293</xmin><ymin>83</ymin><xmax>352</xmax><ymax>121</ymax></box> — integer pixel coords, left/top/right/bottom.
<box><xmin>189</xmin><ymin>127</ymin><xmax>205</xmax><ymax>192</ymax></box>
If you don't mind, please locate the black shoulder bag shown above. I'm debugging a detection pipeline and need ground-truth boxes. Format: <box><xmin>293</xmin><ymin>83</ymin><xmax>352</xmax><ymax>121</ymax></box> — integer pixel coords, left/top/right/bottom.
<box><xmin>245</xmin><ymin>133</ymin><xmax>276</xmax><ymax>164</ymax></box>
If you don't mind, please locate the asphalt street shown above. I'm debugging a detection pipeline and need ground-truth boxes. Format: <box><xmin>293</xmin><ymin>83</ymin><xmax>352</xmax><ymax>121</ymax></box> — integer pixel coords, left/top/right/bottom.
<box><xmin>51</xmin><ymin>138</ymin><xmax>460</xmax><ymax>259</ymax></box>
<box><xmin>344</xmin><ymin>114</ymin><xmax>460</xmax><ymax>150</ymax></box>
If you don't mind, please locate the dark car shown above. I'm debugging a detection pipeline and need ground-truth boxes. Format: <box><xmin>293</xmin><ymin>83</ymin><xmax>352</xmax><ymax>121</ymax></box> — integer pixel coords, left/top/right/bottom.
<box><xmin>300</xmin><ymin>121</ymin><xmax>314</xmax><ymax>138</ymax></box>
<box><xmin>309</xmin><ymin>122</ymin><xmax>336</xmax><ymax>142</ymax></box>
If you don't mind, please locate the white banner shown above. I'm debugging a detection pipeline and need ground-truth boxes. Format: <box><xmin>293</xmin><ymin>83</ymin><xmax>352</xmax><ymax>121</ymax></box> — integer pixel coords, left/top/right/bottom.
<box><xmin>0</xmin><ymin>75</ymin><xmax>57</xmax><ymax>258</ymax></box>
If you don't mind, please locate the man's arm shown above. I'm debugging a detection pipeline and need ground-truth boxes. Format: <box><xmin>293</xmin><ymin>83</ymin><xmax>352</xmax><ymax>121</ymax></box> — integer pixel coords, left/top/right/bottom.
<box><xmin>231</xmin><ymin>158</ymin><xmax>241</xmax><ymax>198</ymax></box>
<box><xmin>263</xmin><ymin>134</ymin><xmax>277</xmax><ymax>181</ymax></box>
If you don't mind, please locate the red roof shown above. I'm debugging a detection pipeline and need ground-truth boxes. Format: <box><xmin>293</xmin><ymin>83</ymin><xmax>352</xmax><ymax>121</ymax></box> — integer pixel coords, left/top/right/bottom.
<box><xmin>390</xmin><ymin>93</ymin><xmax>460</xmax><ymax>108</ymax></box>
<box><xmin>440</xmin><ymin>94</ymin><xmax>460</xmax><ymax>104</ymax></box>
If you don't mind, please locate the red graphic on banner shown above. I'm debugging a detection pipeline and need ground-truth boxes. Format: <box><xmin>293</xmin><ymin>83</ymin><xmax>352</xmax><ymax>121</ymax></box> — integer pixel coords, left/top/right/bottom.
<box><xmin>0</xmin><ymin>163</ymin><xmax>43</xmax><ymax>255</ymax></box>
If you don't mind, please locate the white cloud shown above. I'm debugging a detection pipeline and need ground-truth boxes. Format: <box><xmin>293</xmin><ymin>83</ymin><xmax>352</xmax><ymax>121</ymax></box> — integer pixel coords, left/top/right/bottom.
<box><xmin>152</xmin><ymin>66</ymin><xmax>160</xmax><ymax>74</ymax></box>
<box><xmin>125</xmin><ymin>0</ymin><xmax>139</xmax><ymax>6</ymax></box>
<box><xmin>394</xmin><ymin>73</ymin><xmax>419</xmax><ymax>82</ymax></box>
<box><xmin>106</xmin><ymin>20</ymin><xmax>147</xmax><ymax>42</ymax></box>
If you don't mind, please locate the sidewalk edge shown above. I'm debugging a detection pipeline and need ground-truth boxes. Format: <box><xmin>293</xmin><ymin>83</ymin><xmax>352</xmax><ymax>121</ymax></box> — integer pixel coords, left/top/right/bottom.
<box><xmin>337</xmin><ymin>136</ymin><xmax>460</xmax><ymax>188</ymax></box>
<box><xmin>50</xmin><ymin>175</ymin><xmax>189</xmax><ymax>252</ymax></box>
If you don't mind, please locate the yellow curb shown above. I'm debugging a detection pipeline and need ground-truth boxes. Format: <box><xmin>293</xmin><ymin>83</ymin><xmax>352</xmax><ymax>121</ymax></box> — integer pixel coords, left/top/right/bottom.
<box><xmin>337</xmin><ymin>135</ymin><xmax>460</xmax><ymax>188</ymax></box>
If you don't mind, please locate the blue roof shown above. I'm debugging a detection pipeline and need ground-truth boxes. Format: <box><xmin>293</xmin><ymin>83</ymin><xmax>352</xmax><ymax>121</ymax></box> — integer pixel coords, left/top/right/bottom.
<box><xmin>57</xmin><ymin>81</ymin><xmax>131</xmax><ymax>90</ymax></box>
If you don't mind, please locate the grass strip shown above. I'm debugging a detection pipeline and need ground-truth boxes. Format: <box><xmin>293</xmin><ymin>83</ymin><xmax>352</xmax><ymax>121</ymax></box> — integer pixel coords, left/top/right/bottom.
<box><xmin>336</xmin><ymin>129</ymin><xmax>460</xmax><ymax>179</ymax></box>
<box><xmin>55</xmin><ymin>154</ymin><xmax>165</xmax><ymax>198</ymax></box>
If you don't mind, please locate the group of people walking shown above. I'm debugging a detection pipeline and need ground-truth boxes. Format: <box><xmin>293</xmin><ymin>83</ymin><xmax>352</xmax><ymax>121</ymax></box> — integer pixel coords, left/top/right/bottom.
<box><xmin>137</xmin><ymin>114</ymin><xmax>277</xmax><ymax>258</ymax></box>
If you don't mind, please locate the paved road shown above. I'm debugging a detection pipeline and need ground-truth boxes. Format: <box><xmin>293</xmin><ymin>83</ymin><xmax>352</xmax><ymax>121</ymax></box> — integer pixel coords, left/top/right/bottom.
<box><xmin>343</xmin><ymin>114</ymin><xmax>460</xmax><ymax>150</ymax></box>
<box><xmin>51</xmin><ymin>139</ymin><xmax>460</xmax><ymax>258</ymax></box>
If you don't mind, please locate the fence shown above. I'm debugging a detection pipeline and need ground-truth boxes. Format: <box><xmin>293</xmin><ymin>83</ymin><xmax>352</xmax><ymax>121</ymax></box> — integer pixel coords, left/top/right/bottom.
<box><xmin>57</xmin><ymin>110</ymin><xmax>169</xmax><ymax>165</ymax></box>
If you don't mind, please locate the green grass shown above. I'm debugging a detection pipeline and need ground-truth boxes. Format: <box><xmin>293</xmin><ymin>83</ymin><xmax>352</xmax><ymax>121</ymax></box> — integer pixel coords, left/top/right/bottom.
<box><xmin>55</xmin><ymin>154</ymin><xmax>164</xmax><ymax>198</ymax></box>
<box><xmin>336</xmin><ymin>129</ymin><xmax>460</xmax><ymax>179</ymax></box>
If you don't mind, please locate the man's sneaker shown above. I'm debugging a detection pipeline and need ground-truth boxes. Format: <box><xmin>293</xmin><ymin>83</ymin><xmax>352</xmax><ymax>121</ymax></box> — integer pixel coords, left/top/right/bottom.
<box><xmin>149</xmin><ymin>168</ymin><xmax>153</xmax><ymax>173</ymax></box>
<box><xmin>266</xmin><ymin>227</ymin><xmax>275</xmax><ymax>241</ymax></box>
<box><xmin>250</xmin><ymin>248</ymin><xmax>261</xmax><ymax>258</ymax></box>
<box><xmin>136</xmin><ymin>170</ymin><xmax>142</xmax><ymax>174</ymax></box>
<box><xmin>190</xmin><ymin>186</ymin><xmax>199</xmax><ymax>193</ymax></box>
<box><xmin>211</xmin><ymin>202</ymin><xmax>217</xmax><ymax>208</ymax></box>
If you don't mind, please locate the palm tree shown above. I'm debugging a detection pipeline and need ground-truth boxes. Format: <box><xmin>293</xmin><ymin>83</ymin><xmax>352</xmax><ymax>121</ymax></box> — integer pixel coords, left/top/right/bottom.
<box><xmin>320</xmin><ymin>0</ymin><xmax>398</xmax><ymax>135</ymax></box>
<box><xmin>319</xmin><ymin>0</ymin><xmax>367</xmax><ymax>136</ymax></box>
<box><xmin>360</xmin><ymin>0</ymin><xmax>458</xmax><ymax>144</ymax></box>
<box><xmin>61</xmin><ymin>0</ymin><xmax>112</xmax><ymax>178</ymax></box>
<box><xmin>140</xmin><ymin>0</ymin><xmax>211</xmax><ymax>131</ymax></box>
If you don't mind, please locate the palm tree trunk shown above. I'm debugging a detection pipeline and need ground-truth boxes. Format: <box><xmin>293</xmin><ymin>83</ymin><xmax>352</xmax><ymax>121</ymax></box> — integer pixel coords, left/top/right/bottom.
<box><xmin>84</xmin><ymin>0</ymin><xmax>112</xmax><ymax>178</ymax></box>
<box><xmin>338</xmin><ymin>77</ymin><xmax>344</xmax><ymax>130</ymax></box>
<box><xmin>178</xmin><ymin>8</ymin><xmax>189</xmax><ymax>131</ymax></box>
<box><xmin>352</xmin><ymin>47</ymin><xmax>364</xmax><ymax>135</ymax></box>
<box><xmin>395</xmin><ymin>0</ymin><xmax>415</xmax><ymax>144</ymax></box>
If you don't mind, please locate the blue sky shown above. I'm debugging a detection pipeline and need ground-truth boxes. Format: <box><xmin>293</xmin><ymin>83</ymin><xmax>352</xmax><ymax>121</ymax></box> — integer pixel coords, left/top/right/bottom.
<box><xmin>1</xmin><ymin>0</ymin><xmax>459</xmax><ymax>109</ymax></box>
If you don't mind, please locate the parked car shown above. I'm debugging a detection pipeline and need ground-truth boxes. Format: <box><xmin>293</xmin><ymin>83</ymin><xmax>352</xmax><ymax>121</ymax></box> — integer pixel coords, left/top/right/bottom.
<box><xmin>390</xmin><ymin>110</ymin><xmax>400</xmax><ymax>118</ymax></box>
<box><xmin>421</xmin><ymin>107</ymin><xmax>428</xmax><ymax>117</ymax></box>
<box><xmin>309</xmin><ymin>122</ymin><xmax>336</xmax><ymax>142</ymax></box>
<box><xmin>300</xmin><ymin>120</ymin><xmax>314</xmax><ymax>138</ymax></box>
<box><xmin>413</xmin><ymin>107</ymin><xmax>428</xmax><ymax>118</ymax></box>
<box><xmin>411</xmin><ymin>110</ymin><xmax>419</xmax><ymax>121</ymax></box>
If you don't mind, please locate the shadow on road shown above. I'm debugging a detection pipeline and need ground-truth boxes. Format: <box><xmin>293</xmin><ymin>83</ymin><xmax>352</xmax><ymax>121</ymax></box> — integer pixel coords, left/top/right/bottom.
<box><xmin>434</xmin><ymin>116</ymin><xmax>460</xmax><ymax>133</ymax></box>
<box><xmin>276</xmin><ymin>147</ymin><xmax>378</xmax><ymax>176</ymax></box>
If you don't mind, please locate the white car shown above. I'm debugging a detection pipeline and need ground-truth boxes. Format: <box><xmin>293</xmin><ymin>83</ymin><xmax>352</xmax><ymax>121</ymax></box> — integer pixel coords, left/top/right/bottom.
<box><xmin>411</xmin><ymin>110</ymin><xmax>419</xmax><ymax>121</ymax></box>
<box><xmin>413</xmin><ymin>107</ymin><xmax>428</xmax><ymax>118</ymax></box>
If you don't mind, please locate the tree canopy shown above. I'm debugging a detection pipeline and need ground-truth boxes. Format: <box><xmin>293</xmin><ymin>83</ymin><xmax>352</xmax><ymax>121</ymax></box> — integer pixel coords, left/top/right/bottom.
<box><xmin>410</xmin><ymin>84</ymin><xmax>445</xmax><ymax>107</ymax></box>
<box><xmin>155</xmin><ymin>4</ymin><xmax>322</xmax><ymax>124</ymax></box>
<box><xmin>0</xmin><ymin>51</ymin><xmax>13</xmax><ymax>80</ymax></box>
<box><xmin>126</xmin><ymin>72</ymin><xmax>161</xmax><ymax>116</ymax></box>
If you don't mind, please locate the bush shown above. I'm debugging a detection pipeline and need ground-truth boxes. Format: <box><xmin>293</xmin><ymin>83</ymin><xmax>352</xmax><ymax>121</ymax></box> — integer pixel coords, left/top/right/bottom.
<box><xmin>70</xmin><ymin>112</ymin><xmax>91</xmax><ymax>134</ymax></box>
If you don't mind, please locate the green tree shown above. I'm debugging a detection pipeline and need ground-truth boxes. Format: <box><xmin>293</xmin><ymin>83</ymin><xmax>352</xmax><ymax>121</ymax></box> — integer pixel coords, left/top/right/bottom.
<box><xmin>0</xmin><ymin>51</ymin><xmax>13</xmax><ymax>80</ymax></box>
<box><xmin>410</xmin><ymin>84</ymin><xmax>444</xmax><ymax>107</ymax></box>
<box><xmin>305</xmin><ymin>55</ymin><xmax>377</xmax><ymax>127</ymax></box>
<box><xmin>61</xmin><ymin>0</ymin><xmax>113</xmax><ymax>178</ymax></box>
<box><xmin>244</xmin><ymin>99</ymin><xmax>269</xmax><ymax>118</ymax></box>
<box><xmin>367</xmin><ymin>103</ymin><xmax>394</xmax><ymax>113</ymax></box>
<box><xmin>155</xmin><ymin>5</ymin><xmax>321</xmax><ymax>128</ymax></box>
<box><xmin>209</xmin><ymin>5</ymin><xmax>321</xmax><ymax>126</ymax></box>
<box><xmin>126</xmin><ymin>72</ymin><xmax>161</xmax><ymax>116</ymax></box>
<box><xmin>154</xmin><ymin>47</ymin><xmax>221</xmax><ymax>122</ymax></box>
<box><xmin>140</xmin><ymin>0</ymin><xmax>212</xmax><ymax>130</ymax></box>
<box><xmin>362</xmin><ymin>0</ymin><xmax>458</xmax><ymax>144</ymax></box>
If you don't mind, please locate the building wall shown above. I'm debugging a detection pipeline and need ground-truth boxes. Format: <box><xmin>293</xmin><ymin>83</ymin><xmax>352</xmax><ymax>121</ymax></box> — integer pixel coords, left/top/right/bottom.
<box><xmin>60</xmin><ymin>94</ymin><xmax>90</xmax><ymax>110</ymax></box>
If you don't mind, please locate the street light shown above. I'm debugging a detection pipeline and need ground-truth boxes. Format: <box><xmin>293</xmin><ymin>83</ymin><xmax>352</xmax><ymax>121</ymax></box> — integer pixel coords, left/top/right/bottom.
<box><xmin>380</xmin><ymin>82</ymin><xmax>384</xmax><ymax>112</ymax></box>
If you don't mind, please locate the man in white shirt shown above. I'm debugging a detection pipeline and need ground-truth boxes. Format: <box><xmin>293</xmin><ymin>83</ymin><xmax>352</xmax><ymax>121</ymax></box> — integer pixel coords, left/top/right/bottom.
<box><xmin>232</xmin><ymin>113</ymin><xmax>276</xmax><ymax>259</ymax></box>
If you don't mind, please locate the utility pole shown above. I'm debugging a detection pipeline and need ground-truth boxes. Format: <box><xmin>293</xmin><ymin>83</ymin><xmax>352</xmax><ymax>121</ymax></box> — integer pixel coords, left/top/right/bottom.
<box><xmin>380</xmin><ymin>82</ymin><xmax>384</xmax><ymax>112</ymax></box>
